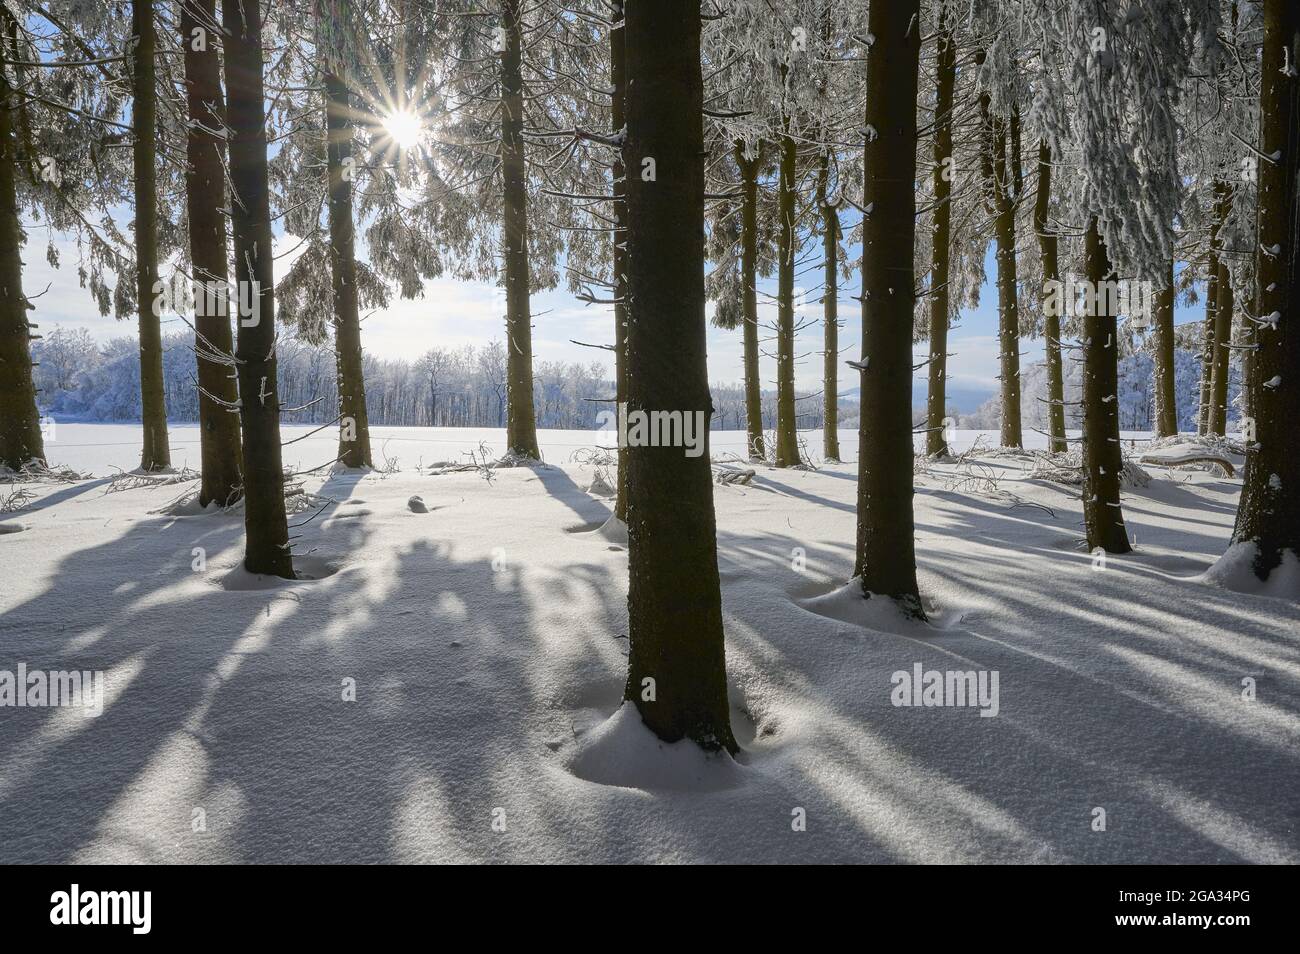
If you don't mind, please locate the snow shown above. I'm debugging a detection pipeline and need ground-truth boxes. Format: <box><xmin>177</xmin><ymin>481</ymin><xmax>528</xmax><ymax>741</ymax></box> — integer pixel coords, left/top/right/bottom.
<box><xmin>1</xmin><ymin>423</ymin><xmax>1297</xmax><ymax>863</ymax></box>
<box><xmin>1204</xmin><ymin>543</ymin><xmax>1300</xmax><ymax>600</ymax></box>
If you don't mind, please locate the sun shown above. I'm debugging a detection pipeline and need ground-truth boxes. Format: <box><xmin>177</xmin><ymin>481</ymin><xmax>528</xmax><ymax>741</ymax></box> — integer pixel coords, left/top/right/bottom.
<box><xmin>382</xmin><ymin>109</ymin><xmax>422</xmax><ymax>149</ymax></box>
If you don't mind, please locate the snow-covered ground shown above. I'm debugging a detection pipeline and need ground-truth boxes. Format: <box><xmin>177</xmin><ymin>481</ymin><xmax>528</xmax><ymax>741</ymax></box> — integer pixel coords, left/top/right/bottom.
<box><xmin>1</xmin><ymin>424</ymin><xmax>1296</xmax><ymax>863</ymax></box>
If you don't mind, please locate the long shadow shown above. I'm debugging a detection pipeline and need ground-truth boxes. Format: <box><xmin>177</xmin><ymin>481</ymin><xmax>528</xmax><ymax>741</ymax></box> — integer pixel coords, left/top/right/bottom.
<box><xmin>1</xmin><ymin>476</ymin><xmax>113</xmax><ymax>518</ymax></box>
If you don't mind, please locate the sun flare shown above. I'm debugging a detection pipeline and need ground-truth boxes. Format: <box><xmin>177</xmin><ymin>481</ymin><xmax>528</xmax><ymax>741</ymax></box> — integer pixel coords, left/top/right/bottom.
<box><xmin>382</xmin><ymin>109</ymin><xmax>422</xmax><ymax>149</ymax></box>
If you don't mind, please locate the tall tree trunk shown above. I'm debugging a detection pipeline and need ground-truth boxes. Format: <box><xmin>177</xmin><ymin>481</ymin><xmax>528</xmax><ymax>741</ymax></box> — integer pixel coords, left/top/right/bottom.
<box><xmin>223</xmin><ymin>0</ymin><xmax>294</xmax><ymax>578</ymax></box>
<box><xmin>325</xmin><ymin>74</ymin><xmax>372</xmax><ymax>468</ymax></box>
<box><xmin>500</xmin><ymin>0</ymin><xmax>539</xmax><ymax>460</ymax></box>
<box><xmin>774</xmin><ymin>132</ymin><xmax>801</xmax><ymax>467</ymax></box>
<box><xmin>1240</xmin><ymin>290</ymin><xmax>1256</xmax><ymax>423</ymax></box>
<box><xmin>1208</xmin><ymin>260</ymin><xmax>1233</xmax><ymax>436</ymax></box>
<box><xmin>1201</xmin><ymin>181</ymin><xmax>1231</xmax><ymax>437</ymax></box>
<box><xmin>1034</xmin><ymin>141</ymin><xmax>1067</xmax><ymax>452</ymax></box>
<box><xmin>1198</xmin><ymin>183</ymin><xmax>1228</xmax><ymax>435</ymax></box>
<box><xmin>181</xmin><ymin>0</ymin><xmax>241</xmax><ymax>506</ymax></box>
<box><xmin>1229</xmin><ymin>0</ymin><xmax>1300</xmax><ymax>582</ymax></box>
<box><xmin>133</xmin><ymin>0</ymin><xmax>169</xmax><ymax>471</ymax></box>
<box><xmin>611</xmin><ymin>0</ymin><xmax>628</xmax><ymax>521</ymax></box>
<box><xmin>1081</xmin><ymin>217</ymin><xmax>1131</xmax><ymax>555</ymax></box>
<box><xmin>1152</xmin><ymin>258</ymin><xmax>1178</xmax><ymax>437</ymax></box>
<box><xmin>0</xmin><ymin>24</ymin><xmax>42</xmax><ymax>471</ymax></box>
<box><xmin>855</xmin><ymin>0</ymin><xmax>923</xmax><ymax>616</ymax></box>
<box><xmin>736</xmin><ymin>143</ymin><xmax>764</xmax><ymax>460</ymax></box>
<box><xmin>622</xmin><ymin>0</ymin><xmax>735</xmax><ymax>753</ymax></box>
<box><xmin>817</xmin><ymin>151</ymin><xmax>840</xmax><ymax>461</ymax></box>
<box><xmin>925</xmin><ymin>15</ymin><xmax>955</xmax><ymax>459</ymax></box>
<box><xmin>990</xmin><ymin>117</ymin><xmax>1022</xmax><ymax>447</ymax></box>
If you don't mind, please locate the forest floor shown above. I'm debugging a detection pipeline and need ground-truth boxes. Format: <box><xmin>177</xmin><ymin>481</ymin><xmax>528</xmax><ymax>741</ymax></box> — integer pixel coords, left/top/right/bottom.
<box><xmin>1</xmin><ymin>424</ymin><xmax>1297</xmax><ymax>863</ymax></box>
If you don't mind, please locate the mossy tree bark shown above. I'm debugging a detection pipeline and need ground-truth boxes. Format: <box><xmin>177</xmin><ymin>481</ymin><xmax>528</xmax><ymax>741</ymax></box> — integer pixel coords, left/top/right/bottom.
<box><xmin>500</xmin><ymin>0</ymin><xmax>539</xmax><ymax>460</ymax></box>
<box><xmin>925</xmin><ymin>16</ymin><xmax>955</xmax><ymax>459</ymax></box>
<box><xmin>622</xmin><ymin>0</ymin><xmax>736</xmax><ymax>753</ymax></box>
<box><xmin>0</xmin><ymin>27</ymin><xmax>42</xmax><ymax>471</ymax></box>
<box><xmin>1034</xmin><ymin>141</ymin><xmax>1067</xmax><ymax>452</ymax></box>
<box><xmin>133</xmin><ymin>0</ymin><xmax>170</xmax><ymax>471</ymax></box>
<box><xmin>325</xmin><ymin>74</ymin><xmax>372</xmax><ymax>468</ymax></box>
<box><xmin>1228</xmin><ymin>0</ymin><xmax>1300</xmax><ymax>581</ymax></box>
<box><xmin>223</xmin><ymin>0</ymin><xmax>294</xmax><ymax>578</ymax></box>
<box><xmin>1081</xmin><ymin>217</ymin><xmax>1131</xmax><ymax>555</ymax></box>
<box><xmin>854</xmin><ymin>0</ymin><xmax>924</xmax><ymax>617</ymax></box>
<box><xmin>181</xmin><ymin>0</ymin><xmax>242</xmax><ymax>506</ymax></box>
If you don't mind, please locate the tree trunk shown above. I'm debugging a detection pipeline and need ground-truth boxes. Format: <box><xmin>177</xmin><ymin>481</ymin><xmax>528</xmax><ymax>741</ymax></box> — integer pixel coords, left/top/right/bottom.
<box><xmin>736</xmin><ymin>143</ymin><xmax>764</xmax><ymax>460</ymax></box>
<box><xmin>925</xmin><ymin>16</ymin><xmax>955</xmax><ymax>459</ymax></box>
<box><xmin>1208</xmin><ymin>260</ymin><xmax>1233</xmax><ymax>436</ymax></box>
<box><xmin>181</xmin><ymin>0</ymin><xmax>242</xmax><ymax>506</ymax></box>
<box><xmin>622</xmin><ymin>0</ymin><xmax>735</xmax><ymax>753</ymax></box>
<box><xmin>1081</xmin><ymin>217</ymin><xmax>1131</xmax><ymax>555</ymax></box>
<box><xmin>1198</xmin><ymin>184</ymin><xmax>1228</xmax><ymax>435</ymax></box>
<box><xmin>223</xmin><ymin>0</ymin><xmax>294</xmax><ymax>578</ymax></box>
<box><xmin>325</xmin><ymin>74</ymin><xmax>372</xmax><ymax>468</ymax></box>
<box><xmin>1152</xmin><ymin>258</ymin><xmax>1178</xmax><ymax>437</ymax></box>
<box><xmin>1034</xmin><ymin>141</ymin><xmax>1067</xmax><ymax>452</ymax></box>
<box><xmin>0</xmin><ymin>24</ymin><xmax>43</xmax><ymax>471</ymax></box>
<box><xmin>855</xmin><ymin>0</ymin><xmax>924</xmax><ymax>616</ymax></box>
<box><xmin>774</xmin><ymin>132</ymin><xmax>801</xmax><ymax>467</ymax></box>
<box><xmin>817</xmin><ymin>151</ymin><xmax>840</xmax><ymax>461</ymax></box>
<box><xmin>133</xmin><ymin>0</ymin><xmax>169</xmax><ymax>471</ymax></box>
<box><xmin>500</xmin><ymin>0</ymin><xmax>539</xmax><ymax>460</ymax></box>
<box><xmin>986</xmin><ymin>105</ymin><xmax>1022</xmax><ymax>448</ymax></box>
<box><xmin>611</xmin><ymin>0</ymin><xmax>628</xmax><ymax>521</ymax></box>
<box><xmin>1229</xmin><ymin>0</ymin><xmax>1300</xmax><ymax>581</ymax></box>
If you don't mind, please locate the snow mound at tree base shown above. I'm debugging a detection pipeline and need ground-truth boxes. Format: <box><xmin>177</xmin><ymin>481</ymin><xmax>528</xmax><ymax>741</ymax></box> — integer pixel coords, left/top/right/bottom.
<box><xmin>795</xmin><ymin>578</ymin><xmax>967</xmax><ymax>633</ymax></box>
<box><xmin>1202</xmin><ymin>542</ymin><xmax>1300</xmax><ymax>599</ymax></box>
<box><xmin>218</xmin><ymin>554</ymin><xmax>342</xmax><ymax>590</ymax></box>
<box><xmin>565</xmin><ymin>703</ymin><xmax>745</xmax><ymax>792</ymax></box>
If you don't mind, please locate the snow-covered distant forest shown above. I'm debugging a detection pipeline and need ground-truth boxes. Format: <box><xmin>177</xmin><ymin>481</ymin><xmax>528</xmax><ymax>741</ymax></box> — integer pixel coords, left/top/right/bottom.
<box><xmin>1</xmin><ymin>0</ymin><xmax>1298</xmax><ymax>872</ymax></box>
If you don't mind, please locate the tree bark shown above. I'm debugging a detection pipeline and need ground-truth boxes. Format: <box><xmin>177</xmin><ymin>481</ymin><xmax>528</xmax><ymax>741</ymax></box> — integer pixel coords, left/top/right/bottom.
<box><xmin>855</xmin><ymin>0</ymin><xmax>924</xmax><ymax>616</ymax></box>
<box><xmin>1198</xmin><ymin>183</ymin><xmax>1228</xmax><ymax>435</ymax></box>
<box><xmin>1081</xmin><ymin>217</ymin><xmax>1131</xmax><ymax>555</ymax></box>
<box><xmin>223</xmin><ymin>0</ymin><xmax>294</xmax><ymax>578</ymax></box>
<box><xmin>1229</xmin><ymin>0</ymin><xmax>1300</xmax><ymax>581</ymax></box>
<box><xmin>818</xmin><ymin>151</ymin><xmax>840</xmax><ymax>461</ymax></box>
<box><xmin>325</xmin><ymin>74</ymin><xmax>372</xmax><ymax>468</ymax></box>
<box><xmin>988</xmin><ymin>107</ymin><xmax>1022</xmax><ymax>447</ymax></box>
<box><xmin>611</xmin><ymin>0</ymin><xmax>628</xmax><ymax>520</ymax></box>
<box><xmin>1034</xmin><ymin>141</ymin><xmax>1067</xmax><ymax>452</ymax></box>
<box><xmin>181</xmin><ymin>0</ymin><xmax>242</xmax><ymax>506</ymax></box>
<box><xmin>0</xmin><ymin>23</ymin><xmax>42</xmax><ymax>471</ymax></box>
<box><xmin>133</xmin><ymin>0</ymin><xmax>170</xmax><ymax>471</ymax></box>
<box><xmin>925</xmin><ymin>16</ymin><xmax>955</xmax><ymax>458</ymax></box>
<box><xmin>736</xmin><ymin>142</ymin><xmax>764</xmax><ymax>460</ymax></box>
<box><xmin>500</xmin><ymin>0</ymin><xmax>539</xmax><ymax>460</ymax></box>
<box><xmin>622</xmin><ymin>0</ymin><xmax>735</xmax><ymax>752</ymax></box>
<box><xmin>1208</xmin><ymin>260</ymin><xmax>1233</xmax><ymax>436</ymax></box>
<box><xmin>773</xmin><ymin>132</ymin><xmax>801</xmax><ymax>467</ymax></box>
<box><xmin>1152</xmin><ymin>258</ymin><xmax>1179</xmax><ymax>437</ymax></box>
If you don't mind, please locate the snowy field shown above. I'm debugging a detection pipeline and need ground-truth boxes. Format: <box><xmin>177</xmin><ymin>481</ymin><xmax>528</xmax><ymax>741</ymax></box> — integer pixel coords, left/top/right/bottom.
<box><xmin>1</xmin><ymin>423</ymin><xmax>1297</xmax><ymax>863</ymax></box>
